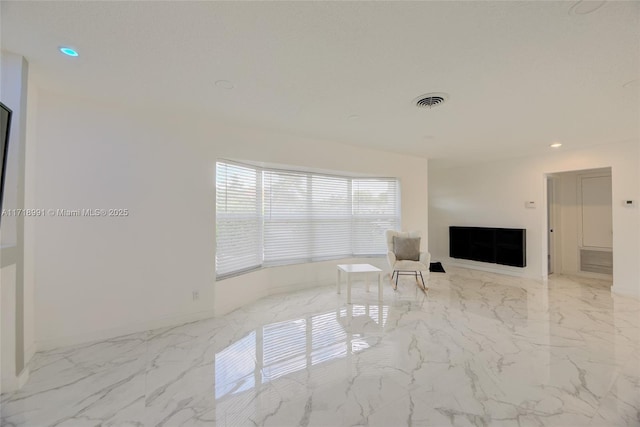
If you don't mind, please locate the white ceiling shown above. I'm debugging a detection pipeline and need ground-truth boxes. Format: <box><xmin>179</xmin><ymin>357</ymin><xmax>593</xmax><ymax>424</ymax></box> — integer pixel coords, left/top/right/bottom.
<box><xmin>1</xmin><ymin>1</ymin><xmax>639</xmax><ymax>165</ymax></box>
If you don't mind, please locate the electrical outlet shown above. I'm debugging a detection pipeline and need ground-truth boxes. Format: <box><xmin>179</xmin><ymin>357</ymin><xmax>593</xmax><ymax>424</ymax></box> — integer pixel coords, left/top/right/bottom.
<box><xmin>192</xmin><ymin>290</ymin><xmax>199</xmax><ymax>301</ymax></box>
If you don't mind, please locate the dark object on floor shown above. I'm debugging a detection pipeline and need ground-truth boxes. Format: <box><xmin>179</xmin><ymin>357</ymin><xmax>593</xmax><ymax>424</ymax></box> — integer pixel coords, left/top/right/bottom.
<box><xmin>430</xmin><ymin>262</ymin><xmax>446</xmax><ymax>273</ymax></box>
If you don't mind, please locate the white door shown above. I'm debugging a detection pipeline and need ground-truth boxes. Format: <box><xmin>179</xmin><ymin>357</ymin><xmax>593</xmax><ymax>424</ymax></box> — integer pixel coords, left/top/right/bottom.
<box><xmin>580</xmin><ymin>175</ymin><xmax>613</xmax><ymax>249</ymax></box>
<box><xmin>578</xmin><ymin>173</ymin><xmax>613</xmax><ymax>275</ymax></box>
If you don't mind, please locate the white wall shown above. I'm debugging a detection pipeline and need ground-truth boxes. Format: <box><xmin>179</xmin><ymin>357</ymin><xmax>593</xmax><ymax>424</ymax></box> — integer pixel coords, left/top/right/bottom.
<box><xmin>429</xmin><ymin>141</ymin><xmax>639</xmax><ymax>297</ymax></box>
<box><xmin>0</xmin><ymin>51</ymin><xmax>31</xmax><ymax>392</ymax></box>
<box><xmin>31</xmin><ymin>90</ymin><xmax>429</xmax><ymax>349</ymax></box>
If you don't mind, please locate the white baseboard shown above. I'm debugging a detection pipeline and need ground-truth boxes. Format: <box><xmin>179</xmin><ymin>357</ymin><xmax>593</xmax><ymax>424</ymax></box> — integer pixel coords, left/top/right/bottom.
<box><xmin>443</xmin><ymin>258</ymin><xmax>541</xmax><ymax>280</ymax></box>
<box><xmin>268</xmin><ymin>277</ymin><xmax>334</xmax><ymax>296</ymax></box>
<box><xmin>17</xmin><ymin>366</ymin><xmax>29</xmax><ymax>389</ymax></box>
<box><xmin>36</xmin><ymin>308</ymin><xmax>217</xmax><ymax>352</ymax></box>
<box><xmin>38</xmin><ymin>276</ymin><xmax>334</xmax><ymax>352</ymax></box>
<box><xmin>612</xmin><ymin>286</ymin><xmax>640</xmax><ymax>300</ymax></box>
<box><xmin>1</xmin><ymin>365</ymin><xmax>29</xmax><ymax>395</ymax></box>
<box><xmin>24</xmin><ymin>342</ymin><xmax>36</xmax><ymax>368</ymax></box>
<box><xmin>558</xmin><ymin>269</ymin><xmax>613</xmax><ymax>281</ymax></box>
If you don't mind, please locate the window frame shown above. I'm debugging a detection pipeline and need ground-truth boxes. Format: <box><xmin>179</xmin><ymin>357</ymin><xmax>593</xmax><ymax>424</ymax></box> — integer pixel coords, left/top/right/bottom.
<box><xmin>215</xmin><ymin>160</ymin><xmax>401</xmax><ymax>280</ymax></box>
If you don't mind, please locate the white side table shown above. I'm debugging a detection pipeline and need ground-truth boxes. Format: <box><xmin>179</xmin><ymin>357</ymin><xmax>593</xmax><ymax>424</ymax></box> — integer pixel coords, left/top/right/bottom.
<box><xmin>336</xmin><ymin>264</ymin><xmax>383</xmax><ymax>304</ymax></box>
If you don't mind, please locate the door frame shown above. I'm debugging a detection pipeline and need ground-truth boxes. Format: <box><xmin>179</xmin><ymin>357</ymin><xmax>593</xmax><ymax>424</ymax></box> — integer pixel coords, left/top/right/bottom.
<box><xmin>542</xmin><ymin>167</ymin><xmax>613</xmax><ymax>282</ymax></box>
<box><xmin>544</xmin><ymin>174</ymin><xmax>561</xmax><ymax>278</ymax></box>
<box><xmin>547</xmin><ymin>176</ymin><xmax>557</xmax><ymax>275</ymax></box>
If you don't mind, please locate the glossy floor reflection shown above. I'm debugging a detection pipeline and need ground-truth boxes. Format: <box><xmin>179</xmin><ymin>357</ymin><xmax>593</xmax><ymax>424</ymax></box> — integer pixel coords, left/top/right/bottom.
<box><xmin>2</xmin><ymin>267</ymin><xmax>639</xmax><ymax>426</ymax></box>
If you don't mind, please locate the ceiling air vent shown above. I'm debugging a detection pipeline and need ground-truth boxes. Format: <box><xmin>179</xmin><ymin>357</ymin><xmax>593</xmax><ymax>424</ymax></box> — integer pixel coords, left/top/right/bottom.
<box><xmin>414</xmin><ymin>93</ymin><xmax>449</xmax><ymax>109</ymax></box>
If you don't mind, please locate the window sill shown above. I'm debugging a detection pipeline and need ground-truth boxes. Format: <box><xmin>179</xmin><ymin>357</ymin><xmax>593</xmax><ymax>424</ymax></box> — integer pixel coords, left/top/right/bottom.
<box><xmin>216</xmin><ymin>254</ymin><xmax>385</xmax><ymax>282</ymax></box>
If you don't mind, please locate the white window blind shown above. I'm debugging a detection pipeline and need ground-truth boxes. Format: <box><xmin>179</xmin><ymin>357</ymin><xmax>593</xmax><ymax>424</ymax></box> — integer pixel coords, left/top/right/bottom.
<box><xmin>263</xmin><ymin>171</ymin><xmax>352</xmax><ymax>265</ymax></box>
<box><xmin>215</xmin><ymin>162</ymin><xmax>262</xmax><ymax>277</ymax></box>
<box><xmin>310</xmin><ymin>175</ymin><xmax>351</xmax><ymax>259</ymax></box>
<box><xmin>352</xmin><ymin>179</ymin><xmax>401</xmax><ymax>255</ymax></box>
<box><xmin>263</xmin><ymin>170</ymin><xmax>311</xmax><ymax>263</ymax></box>
<box><xmin>216</xmin><ymin>161</ymin><xmax>400</xmax><ymax>278</ymax></box>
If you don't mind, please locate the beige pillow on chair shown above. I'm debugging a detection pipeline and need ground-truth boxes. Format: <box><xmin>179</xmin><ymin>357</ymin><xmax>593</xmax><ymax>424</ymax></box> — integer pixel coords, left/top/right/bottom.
<box><xmin>393</xmin><ymin>236</ymin><xmax>421</xmax><ymax>261</ymax></box>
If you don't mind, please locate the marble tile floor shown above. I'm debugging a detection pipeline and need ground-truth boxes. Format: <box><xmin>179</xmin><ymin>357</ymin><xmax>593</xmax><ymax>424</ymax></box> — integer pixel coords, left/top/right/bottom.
<box><xmin>1</xmin><ymin>267</ymin><xmax>639</xmax><ymax>427</ymax></box>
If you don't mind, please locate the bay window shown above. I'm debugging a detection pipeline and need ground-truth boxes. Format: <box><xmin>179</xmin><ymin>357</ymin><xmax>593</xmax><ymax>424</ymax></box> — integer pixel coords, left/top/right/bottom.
<box><xmin>216</xmin><ymin>160</ymin><xmax>400</xmax><ymax>279</ymax></box>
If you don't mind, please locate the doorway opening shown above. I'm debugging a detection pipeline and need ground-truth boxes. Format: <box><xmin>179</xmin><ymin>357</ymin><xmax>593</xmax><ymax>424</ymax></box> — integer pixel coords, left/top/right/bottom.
<box><xmin>545</xmin><ymin>167</ymin><xmax>613</xmax><ymax>281</ymax></box>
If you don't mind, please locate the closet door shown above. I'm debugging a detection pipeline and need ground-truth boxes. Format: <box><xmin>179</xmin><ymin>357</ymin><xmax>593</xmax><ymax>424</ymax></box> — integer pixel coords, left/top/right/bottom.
<box><xmin>580</xmin><ymin>175</ymin><xmax>612</xmax><ymax>249</ymax></box>
<box><xmin>579</xmin><ymin>174</ymin><xmax>612</xmax><ymax>275</ymax></box>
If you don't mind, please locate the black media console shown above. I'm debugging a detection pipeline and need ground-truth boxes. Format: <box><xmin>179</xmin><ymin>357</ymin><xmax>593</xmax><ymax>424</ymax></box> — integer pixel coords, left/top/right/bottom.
<box><xmin>449</xmin><ymin>226</ymin><xmax>526</xmax><ymax>268</ymax></box>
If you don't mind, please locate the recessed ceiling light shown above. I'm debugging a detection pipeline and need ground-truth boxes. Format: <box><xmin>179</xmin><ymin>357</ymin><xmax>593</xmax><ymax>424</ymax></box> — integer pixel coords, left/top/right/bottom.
<box><xmin>550</xmin><ymin>143</ymin><xmax>562</xmax><ymax>148</ymax></box>
<box><xmin>569</xmin><ymin>0</ymin><xmax>606</xmax><ymax>15</ymax></box>
<box><xmin>215</xmin><ymin>80</ymin><xmax>234</xmax><ymax>90</ymax></box>
<box><xmin>59</xmin><ymin>46</ymin><xmax>79</xmax><ymax>57</ymax></box>
<box><xmin>348</xmin><ymin>115</ymin><xmax>360</xmax><ymax>120</ymax></box>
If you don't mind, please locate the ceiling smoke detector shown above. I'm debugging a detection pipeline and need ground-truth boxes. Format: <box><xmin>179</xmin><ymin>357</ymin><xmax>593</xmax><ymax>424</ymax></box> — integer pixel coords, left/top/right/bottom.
<box><xmin>414</xmin><ymin>93</ymin><xmax>449</xmax><ymax>109</ymax></box>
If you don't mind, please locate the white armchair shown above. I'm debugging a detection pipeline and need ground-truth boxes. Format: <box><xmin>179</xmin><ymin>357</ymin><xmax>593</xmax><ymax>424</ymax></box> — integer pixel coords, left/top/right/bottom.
<box><xmin>385</xmin><ymin>230</ymin><xmax>431</xmax><ymax>291</ymax></box>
